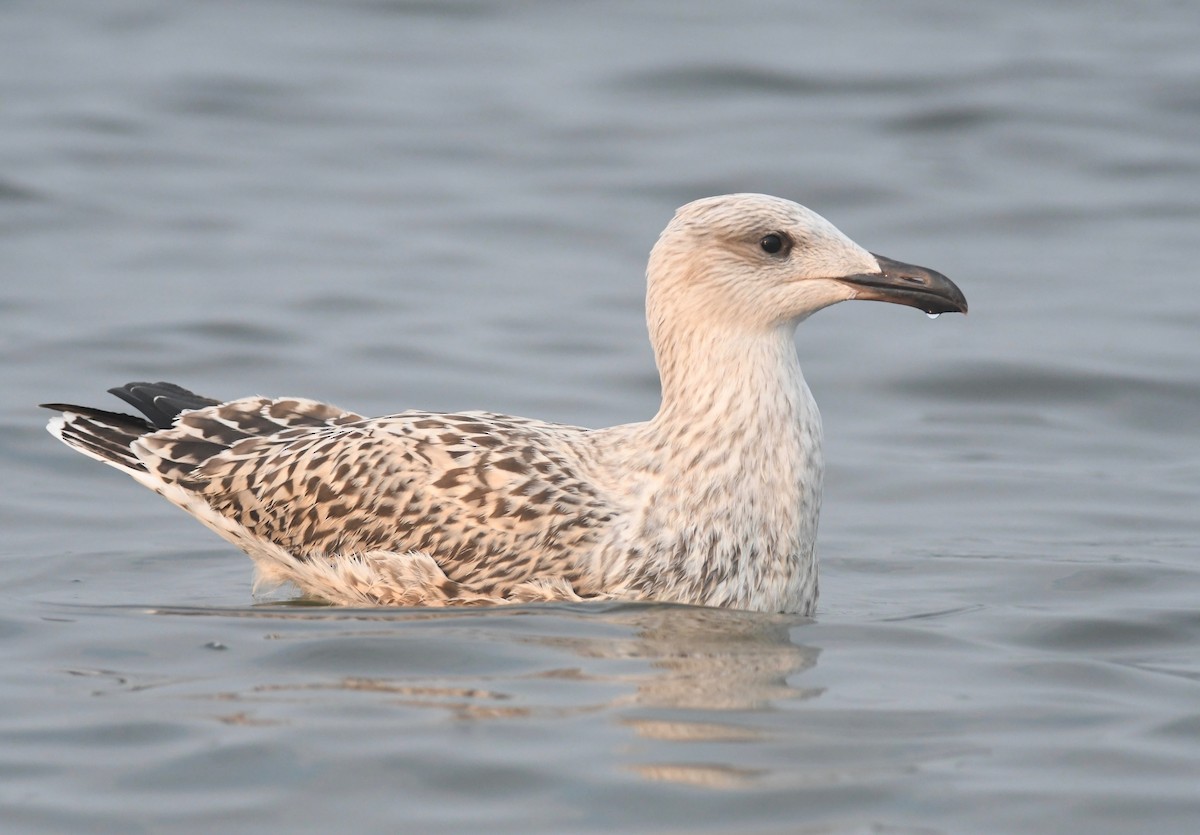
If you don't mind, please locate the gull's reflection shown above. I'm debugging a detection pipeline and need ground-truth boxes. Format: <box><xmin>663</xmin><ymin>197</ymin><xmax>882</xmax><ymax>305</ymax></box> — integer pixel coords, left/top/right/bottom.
<box><xmin>141</xmin><ymin>601</ymin><xmax>819</xmax><ymax>710</ymax></box>
<box><xmin>520</xmin><ymin>604</ymin><xmax>821</xmax><ymax>788</ymax></box>
<box><xmin>521</xmin><ymin>603</ymin><xmax>820</xmax><ymax>711</ymax></box>
<box><xmin>123</xmin><ymin>602</ymin><xmax>821</xmax><ymax>787</ymax></box>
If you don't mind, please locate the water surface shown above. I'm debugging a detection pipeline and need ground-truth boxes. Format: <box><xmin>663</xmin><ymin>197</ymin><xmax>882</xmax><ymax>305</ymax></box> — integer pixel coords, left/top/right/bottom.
<box><xmin>3</xmin><ymin>1</ymin><xmax>1199</xmax><ymax>832</ymax></box>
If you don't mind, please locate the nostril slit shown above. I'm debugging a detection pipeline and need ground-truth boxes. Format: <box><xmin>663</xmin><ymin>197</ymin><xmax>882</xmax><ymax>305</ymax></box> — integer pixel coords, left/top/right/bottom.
<box><xmin>900</xmin><ymin>275</ymin><xmax>924</xmax><ymax>285</ymax></box>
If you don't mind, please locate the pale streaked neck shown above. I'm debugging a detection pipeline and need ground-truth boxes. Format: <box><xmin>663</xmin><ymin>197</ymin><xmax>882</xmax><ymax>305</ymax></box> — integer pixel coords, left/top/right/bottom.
<box><xmin>649</xmin><ymin>321</ymin><xmax>814</xmax><ymax>441</ymax></box>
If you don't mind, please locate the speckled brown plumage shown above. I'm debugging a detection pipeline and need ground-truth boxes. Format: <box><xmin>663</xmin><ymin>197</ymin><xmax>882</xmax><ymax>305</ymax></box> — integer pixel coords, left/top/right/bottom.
<box><xmin>43</xmin><ymin>194</ymin><xmax>965</xmax><ymax>613</ymax></box>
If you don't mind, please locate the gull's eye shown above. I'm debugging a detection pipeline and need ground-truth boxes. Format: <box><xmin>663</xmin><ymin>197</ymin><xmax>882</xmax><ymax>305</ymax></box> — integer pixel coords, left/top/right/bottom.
<box><xmin>759</xmin><ymin>233</ymin><xmax>789</xmax><ymax>255</ymax></box>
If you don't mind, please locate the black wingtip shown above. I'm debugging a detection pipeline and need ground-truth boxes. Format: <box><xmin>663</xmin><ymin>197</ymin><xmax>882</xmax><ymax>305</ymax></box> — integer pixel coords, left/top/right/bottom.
<box><xmin>106</xmin><ymin>381</ymin><xmax>221</xmax><ymax>429</ymax></box>
<box><xmin>40</xmin><ymin>402</ymin><xmax>153</xmax><ymax>432</ymax></box>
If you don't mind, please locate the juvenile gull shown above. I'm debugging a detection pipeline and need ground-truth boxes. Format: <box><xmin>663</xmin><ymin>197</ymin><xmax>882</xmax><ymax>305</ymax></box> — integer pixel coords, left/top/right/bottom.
<box><xmin>42</xmin><ymin>194</ymin><xmax>966</xmax><ymax>614</ymax></box>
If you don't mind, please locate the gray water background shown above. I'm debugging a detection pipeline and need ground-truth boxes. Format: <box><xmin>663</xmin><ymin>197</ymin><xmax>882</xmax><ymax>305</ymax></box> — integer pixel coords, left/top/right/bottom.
<box><xmin>3</xmin><ymin>1</ymin><xmax>1199</xmax><ymax>832</ymax></box>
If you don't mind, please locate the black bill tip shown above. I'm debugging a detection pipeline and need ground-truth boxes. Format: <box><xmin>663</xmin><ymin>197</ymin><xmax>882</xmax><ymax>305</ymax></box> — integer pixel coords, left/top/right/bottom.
<box><xmin>837</xmin><ymin>253</ymin><xmax>967</xmax><ymax>315</ymax></box>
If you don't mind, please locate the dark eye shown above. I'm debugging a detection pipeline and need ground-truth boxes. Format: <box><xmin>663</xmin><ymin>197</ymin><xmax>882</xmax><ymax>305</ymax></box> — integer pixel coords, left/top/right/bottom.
<box><xmin>759</xmin><ymin>233</ymin><xmax>788</xmax><ymax>255</ymax></box>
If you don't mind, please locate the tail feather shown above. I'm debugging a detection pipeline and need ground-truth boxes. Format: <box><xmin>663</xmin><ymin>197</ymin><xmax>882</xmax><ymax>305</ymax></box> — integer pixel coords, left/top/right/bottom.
<box><xmin>44</xmin><ymin>411</ymin><xmax>149</xmax><ymax>472</ymax></box>
<box><xmin>41</xmin><ymin>381</ymin><xmax>221</xmax><ymax>472</ymax></box>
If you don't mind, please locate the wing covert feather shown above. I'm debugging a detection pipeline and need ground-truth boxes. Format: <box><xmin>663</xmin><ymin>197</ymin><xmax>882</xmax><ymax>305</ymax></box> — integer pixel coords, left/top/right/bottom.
<box><xmin>134</xmin><ymin>400</ymin><xmax>616</xmax><ymax>593</ymax></box>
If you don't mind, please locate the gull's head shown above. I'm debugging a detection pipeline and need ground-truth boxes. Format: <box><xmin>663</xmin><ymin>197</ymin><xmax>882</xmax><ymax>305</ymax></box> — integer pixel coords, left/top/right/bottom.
<box><xmin>646</xmin><ymin>193</ymin><xmax>966</xmax><ymax>334</ymax></box>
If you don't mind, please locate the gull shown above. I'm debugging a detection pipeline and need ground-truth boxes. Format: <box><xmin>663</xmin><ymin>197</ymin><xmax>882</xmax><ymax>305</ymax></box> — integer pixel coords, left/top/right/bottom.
<box><xmin>42</xmin><ymin>194</ymin><xmax>966</xmax><ymax>614</ymax></box>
